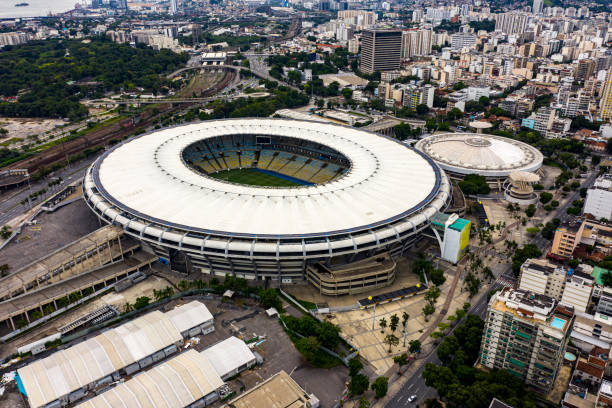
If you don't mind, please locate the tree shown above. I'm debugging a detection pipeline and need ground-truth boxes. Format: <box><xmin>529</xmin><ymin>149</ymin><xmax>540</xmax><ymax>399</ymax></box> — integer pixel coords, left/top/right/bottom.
<box><xmin>539</xmin><ymin>192</ymin><xmax>553</xmax><ymax>204</ymax></box>
<box><xmin>371</xmin><ymin>376</ymin><xmax>389</xmax><ymax>398</ymax></box>
<box><xmin>511</xmin><ymin>243</ymin><xmax>542</xmax><ymax>276</ymax></box>
<box><xmin>416</xmin><ymin>104</ymin><xmax>429</xmax><ymax>115</ymax></box>
<box><xmin>423</xmin><ymin>303</ymin><xmax>435</xmax><ymax>321</ymax></box>
<box><xmin>384</xmin><ymin>334</ymin><xmax>399</xmax><ymax>353</ymax></box>
<box><xmin>342</xmin><ymin>87</ymin><xmax>353</xmax><ymax>101</ymax></box>
<box><xmin>430</xmin><ymin>268</ymin><xmax>446</xmax><ymax>286</ymax></box>
<box><xmin>134</xmin><ymin>296</ymin><xmax>150</xmax><ymax>310</ymax></box>
<box><xmin>348</xmin><ymin>357</ymin><xmax>364</xmax><ymax>377</ymax></box>
<box><xmin>358</xmin><ymin>397</ymin><xmax>370</xmax><ymax>408</ymax></box>
<box><xmin>394</xmin><ymin>353</ymin><xmax>410</xmax><ymax>374</ymax></box>
<box><xmin>458</xmin><ymin>174</ymin><xmax>490</xmax><ymax>195</ymax></box>
<box><xmin>525</xmin><ymin>204</ymin><xmax>536</xmax><ymax>217</ymax></box>
<box><xmin>379</xmin><ymin>317</ymin><xmax>387</xmax><ymax>332</ymax></box>
<box><xmin>315</xmin><ymin>98</ymin><xmax>325</xmax><ymax>109</ymax></box>
<box><xmin>349</xmin><ymin>373</ymin><xmax>369</xmax><ymax>396</ymax></box>
<box><xmin>409</xmin><ymin>339</ymin><xmax>421</xmax><ymax>354</ymax></box>
<box><xmin>390</xmin><ymin>314</ymin><xmax>399</xmax><ymax>333</ymax></box>
<box><xmin>296</xmin><ymin>336</ymin><xmax>321</xmax><ymax>363</ymax></box>
<box><xmin>0</xmin><ymin>225</ymin><xmax>12</xmax><ymax>240</ymax></box>
<box><xmin>0</xmin><ymin>263</ymin><xmax>10</xmax><ymax>277</ymax></box>
<box><xmin>260</xmin><ymin>288</ymin><xmax>282</xmax><ymax>311</ymax></box>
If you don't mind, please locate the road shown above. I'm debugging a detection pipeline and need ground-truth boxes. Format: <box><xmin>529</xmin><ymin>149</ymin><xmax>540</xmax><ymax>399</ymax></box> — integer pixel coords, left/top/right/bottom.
<box><xmin>0</xmin><ymin>158</ymin><xmax>96</xmax><ymax>226</ymax></box>
<box><xmin>385</xmin><ymin>268</ymin><xmax>508</xmax><ymax>408</ymax></box>
<box><xmin>386</xmin><ymin>165</ymin><xmax>601</xmax><ymax>407</ymax></box>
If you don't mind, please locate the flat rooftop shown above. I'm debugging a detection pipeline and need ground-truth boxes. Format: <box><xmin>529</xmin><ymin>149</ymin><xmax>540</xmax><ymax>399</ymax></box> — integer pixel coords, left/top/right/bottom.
<box><xmin>227</xmin><ymin>370</ymin><xmax>315</xmax><ymax>408</ymax></box>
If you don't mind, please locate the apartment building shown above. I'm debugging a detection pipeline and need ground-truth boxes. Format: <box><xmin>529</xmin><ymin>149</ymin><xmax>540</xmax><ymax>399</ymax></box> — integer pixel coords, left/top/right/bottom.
<box><xmin>583</xmin><ymin>175</ymin><xmax>612</xmax><ymax>221</ymax></box>
<box><xmin>518</xmin><ymin>259</ymin><xmax>594</xmax><ymax>313</ymax></box>
<box><xmin>480</xmin><ymin>288</ymin><xmax>575</xmax><ymax>393</ymax></box>
<box><xmin>571</xmin><ymin>312</ymin><xmax>612</xmax><ymax>352</ymax></box>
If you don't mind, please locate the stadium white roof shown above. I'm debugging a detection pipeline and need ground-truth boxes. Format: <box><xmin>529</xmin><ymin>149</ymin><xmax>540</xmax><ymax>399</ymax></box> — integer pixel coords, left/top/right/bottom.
<box><xmin>200</xmin><ymin>336</ymin><xmax>256</xmax><ymax>378</ymax></box>
<box><xmin>76</xmin><ymin>350</ymin><xmax>224</xmax><ymax>408</ymax></box>
<box><xmin>91</xmin><ymin>119</ymin><xmax>443</xmax><ymax>237</ymax></box>
<box><xmin>18</xmin><ymin>301</ymin><xmax>212</xmax><ymax>408</ymax></box>
<box><xmin>415</xmin><ymin>133</ymin><xmax>543</xmax><ymax>178</ymax></box>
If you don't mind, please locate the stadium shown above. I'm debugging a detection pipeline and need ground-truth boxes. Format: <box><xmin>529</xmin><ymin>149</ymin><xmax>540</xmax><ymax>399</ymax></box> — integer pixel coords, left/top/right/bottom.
<box><xmin>84</xmin><ymin>119</ymin><xmax>450</xmax><ymax>291</ymax></box>
<box><xmin>415</xmin><ymin>133</ymin><xmax>543</xmax><ymax>189</ymax></box>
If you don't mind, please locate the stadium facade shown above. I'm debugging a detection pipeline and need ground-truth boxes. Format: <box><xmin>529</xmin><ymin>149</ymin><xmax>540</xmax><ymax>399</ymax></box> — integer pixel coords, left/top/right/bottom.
<box><xmin>84</xmin><ymin>119</ymin><xmax>451</xmax><ymax>286</ymax></box>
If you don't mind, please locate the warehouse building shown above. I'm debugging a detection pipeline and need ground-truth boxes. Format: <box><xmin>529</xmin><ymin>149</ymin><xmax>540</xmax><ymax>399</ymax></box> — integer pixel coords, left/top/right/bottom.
<box><xmin>166</xmin><ymin>300</ymin><xmax>215</xmax><ymax>337</ymax></box>
<box><xmin>227</xmin><ymin>370</ymin><xmax>320</xmax><ymax>408</ymax></box>
<box><xmin>76</xmin><ymin>349</ymin><xmax>224</xmax><ymax>408</ymax></box>
<box><xmin>200</xmin><ymin>336</ymin><xmax>257</xmax><ymax>380</ymax></box>
<box><xmin>17</xmin><ymin>301</ymin><xmax>214</xmax><ymax>408</ymax></box>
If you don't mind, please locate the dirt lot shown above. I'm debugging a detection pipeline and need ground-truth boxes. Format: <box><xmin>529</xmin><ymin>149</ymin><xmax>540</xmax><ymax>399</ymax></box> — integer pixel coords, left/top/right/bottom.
<box><xmin>0</xmin><ymin>118</ymin><xmax>65</xmax><ymax>142</ymax></box>
<box><xmin>0</xmin><ymin>199</ymin><xmax>100</xmax><ymax>271</ymax></box>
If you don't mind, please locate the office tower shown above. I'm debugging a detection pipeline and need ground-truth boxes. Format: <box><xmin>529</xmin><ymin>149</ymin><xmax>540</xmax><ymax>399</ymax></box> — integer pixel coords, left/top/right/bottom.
<box><xmin>533</xmin><ymin>0</ymin><xmax>543</xmax><ymax>14</ymax></box>
<box><xmin>170</xmin><ymin>0</ymin><xmax>178</xmax><ymax>14</ymax></box>
<box><xmin>91</xmin><ymin>0</ymin><xmax>103</xmax><ymax>7</ymax></box>
<box><xmin>495</xmin><ymin>12</ymin><xmax>529</xmax><ymax>35</ymax></box>
<box><xmin>600</xmin><ymin>68</ymin><xmax>612</xmax><ymax>121</ymax></box>
<box><xmin>479</xmin><ymin>288</ymin><xmax>574</xmax><ymax>394</ymax></box>
<box><xmin>119</xmin><ymin>0</ymin><xmax>128</xmax><ymax>9</ymax></box>
<box><xmin>360</xmin><ymin>30</ymin><xmax>402</xmax><ymax>74</ymax></box>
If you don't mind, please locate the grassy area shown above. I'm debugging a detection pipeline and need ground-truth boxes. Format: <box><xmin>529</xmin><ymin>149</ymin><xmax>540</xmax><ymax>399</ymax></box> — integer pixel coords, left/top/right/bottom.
<box><xmin>209</xmin><ymin>168</ymin><xmax>301</xmax><ymax>187</ymax></box>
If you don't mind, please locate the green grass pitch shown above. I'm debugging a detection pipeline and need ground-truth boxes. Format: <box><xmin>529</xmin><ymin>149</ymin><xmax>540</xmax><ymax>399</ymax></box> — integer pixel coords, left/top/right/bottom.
<box><xmin>208</xmin><ymin>168</ymin><xmax>301</xmax><ymax>187</ymax></box>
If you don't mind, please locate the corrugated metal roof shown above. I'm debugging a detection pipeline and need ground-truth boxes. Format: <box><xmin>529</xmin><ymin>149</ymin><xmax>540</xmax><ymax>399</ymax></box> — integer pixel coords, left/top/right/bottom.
<box><xmin>76</xmin><ymin>349</ymin><xmax>224</xmax><ymax>408</ymax></box>
<box><xmin>200</xmin><ymin>336</ymin><xmax>256</xmax><ymax>378</ymax></box>
<box><xmin>18</xmin><ymin>301</ymin><xmax>213</xmax><ymax>408</ymax></box>
<box><xmin>166</xmin><ymin>300</ymin><xmax>213</xmax><ymax>334</ymax></box>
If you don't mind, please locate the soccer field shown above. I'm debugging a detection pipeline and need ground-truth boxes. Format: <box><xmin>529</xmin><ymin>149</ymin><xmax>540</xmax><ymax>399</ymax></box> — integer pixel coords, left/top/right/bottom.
<box><xmin>208</xmin><ymin>168</ymin><xmax>302</xmax><ymax>187</ymax></box>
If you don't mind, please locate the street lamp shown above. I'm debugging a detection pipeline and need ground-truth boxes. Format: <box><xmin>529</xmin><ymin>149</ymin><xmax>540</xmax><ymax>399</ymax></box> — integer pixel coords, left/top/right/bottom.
<box><xmin>369</xmin><ymin>296</ymin><xmax>376</xmax><ymax>330</ymax></box>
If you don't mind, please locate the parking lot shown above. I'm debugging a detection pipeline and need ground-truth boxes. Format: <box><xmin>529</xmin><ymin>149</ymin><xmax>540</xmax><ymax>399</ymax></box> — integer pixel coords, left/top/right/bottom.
<box><xmin>0</xmin><ymin>199</ymin><xmax>100</xmax><ymax>271</ymax></box>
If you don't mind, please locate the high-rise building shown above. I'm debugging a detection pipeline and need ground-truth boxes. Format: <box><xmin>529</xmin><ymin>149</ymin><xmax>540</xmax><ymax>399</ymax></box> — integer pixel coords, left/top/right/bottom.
<box><xmin>170</xmin><ymin>0</ymin><xmax>178</xmax><ymax>14</ymax></box>
<box><xmin>450</xmin><ymin>32</ymin><xmax>476</xmax><ymax>52</ymax></box>
<box><xmin>401</xmin><ymin>29</ymin><xmax>432</xmax><ymax>59</ymax></box>
<box><xmin>600</xmin><ymin>68</ymin><xmax>612</xmax><ymax>121</ymax></box>
<box><xmin>360</xmin><ymin>30</ymin><xmax>402</xmax><ymax>74</ymax></box>
<box><xmin>479</xmin><ymin>288</ymin><xmax>574</xmax><ymax>394</ymax></box>
<box><xmin>583</xmin><ymin>175</ymin><xmax>612</xmax><ymax>221</ymax></box>
<box><xmin>495</xmin><ymin>12</ymin><xmax>529</xmax><ymax>35</ymax></box>
<box><xmin>533</xmin><ymin>0</ymin><xmax>543</xmax><ymax>14</ymax></box>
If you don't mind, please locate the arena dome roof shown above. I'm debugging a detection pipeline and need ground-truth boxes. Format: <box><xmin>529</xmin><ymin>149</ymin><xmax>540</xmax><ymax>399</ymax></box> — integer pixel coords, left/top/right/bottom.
<box><xmin>88</xmin><ymin>119</ymin><xmax>448</xmax><ymax>238</ymax></box>
<box><xmin>414</xmin><ymin>133</ymin><xmax>543</xmax><ymax>178</ymax></box>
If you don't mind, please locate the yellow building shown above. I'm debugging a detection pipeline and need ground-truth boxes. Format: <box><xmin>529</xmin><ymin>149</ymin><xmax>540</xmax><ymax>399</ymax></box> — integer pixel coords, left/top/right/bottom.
<box><xmin>600</xmin><ymin>68</ymin><xmax>612</xmax><ymax>121</ymax></box>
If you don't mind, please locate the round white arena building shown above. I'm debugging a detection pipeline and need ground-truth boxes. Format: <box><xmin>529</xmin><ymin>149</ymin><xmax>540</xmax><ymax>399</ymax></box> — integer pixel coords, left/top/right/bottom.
<box><xmin>84</xmin><ymin>119</ymin><xmax>450</xmax><ymax>286</ymax></box>
<box><xmin>415</xmin><ymin>133</ymin><xmax>543</xmax><ymax>188</ymax></box>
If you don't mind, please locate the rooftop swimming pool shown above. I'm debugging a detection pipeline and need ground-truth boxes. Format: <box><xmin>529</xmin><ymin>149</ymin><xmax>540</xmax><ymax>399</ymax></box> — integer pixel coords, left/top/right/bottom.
<box><xmin>551</xmin><ymin>317</ymin><xmax>566</xmax><ymax>330</ymax></box>
<box><xmin>564</xmin><ymin>352</ymin><xmax>576</xmax><ymax>361</ymax></box>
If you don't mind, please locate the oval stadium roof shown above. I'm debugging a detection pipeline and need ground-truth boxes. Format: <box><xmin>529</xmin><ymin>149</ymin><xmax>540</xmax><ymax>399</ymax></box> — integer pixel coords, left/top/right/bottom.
<box><xmin>92</xmin><ymin>119</ymin><xmax>444</xmax><ymax>238</ymax></box>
